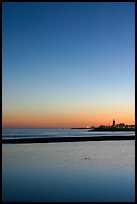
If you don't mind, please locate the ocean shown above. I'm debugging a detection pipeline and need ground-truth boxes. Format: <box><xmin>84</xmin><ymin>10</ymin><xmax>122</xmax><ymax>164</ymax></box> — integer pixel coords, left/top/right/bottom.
<box><xmin>2</xmin><ymin>128</ymin><xmax>135</xmax><ymax>202</ymax></box>
<box><xmin>2</xmin><ymin>128</ymin><xmax>135</xmax><ymax>140</ymax></box>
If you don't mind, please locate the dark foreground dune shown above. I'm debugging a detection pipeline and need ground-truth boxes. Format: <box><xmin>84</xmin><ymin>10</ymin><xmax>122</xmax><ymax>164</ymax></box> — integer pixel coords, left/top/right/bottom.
<box><xmin>2</xmin><ymin>135</ymin><xmax>135</xmax><ymax>144</ymax></box>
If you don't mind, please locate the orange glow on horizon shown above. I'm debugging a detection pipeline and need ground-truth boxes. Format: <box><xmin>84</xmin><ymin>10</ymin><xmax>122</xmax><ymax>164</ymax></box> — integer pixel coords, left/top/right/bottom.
<box><xmin>2</xmin><ymin>108</ymin><xmax>135</xmax><ymax>128</ymax></box>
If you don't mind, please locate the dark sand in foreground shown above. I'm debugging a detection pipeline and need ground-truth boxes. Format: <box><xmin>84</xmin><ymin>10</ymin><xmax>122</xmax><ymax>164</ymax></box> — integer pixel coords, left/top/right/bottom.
<box><xmin>2</xmin><ymin>135</ymin><xmax>135</xmax><ymax>144</ymax></box>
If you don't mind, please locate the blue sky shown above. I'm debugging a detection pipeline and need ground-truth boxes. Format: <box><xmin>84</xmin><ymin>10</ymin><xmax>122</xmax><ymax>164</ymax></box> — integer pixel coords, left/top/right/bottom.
<box><xmin>2</xmin><ymin>2</ymin><xmax>135</xmax><ymax>127</ymax></box>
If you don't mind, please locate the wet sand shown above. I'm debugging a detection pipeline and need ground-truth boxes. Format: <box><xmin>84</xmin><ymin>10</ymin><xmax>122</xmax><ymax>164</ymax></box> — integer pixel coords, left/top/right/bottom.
<box><xmin>2</xmin><ymin>135</ymin><xmax>135</xmax><ymax>144</ymax></box>
<box><xmin>2</xmin><ymin>141</ymin><xmax>135</xmax><ymax>202</ymax></box>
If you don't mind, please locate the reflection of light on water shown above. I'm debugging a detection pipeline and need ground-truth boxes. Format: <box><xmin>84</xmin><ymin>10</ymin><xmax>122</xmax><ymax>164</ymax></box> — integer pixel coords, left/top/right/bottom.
<box><xmin>2</xmin><ymin>128</ymin><xmax>135</xmax><ymax>140</ymax></box>
<box><xmin>2</xmin><ymin>141</ymin><xmax>135</xmax><ymax>202</ymax></box>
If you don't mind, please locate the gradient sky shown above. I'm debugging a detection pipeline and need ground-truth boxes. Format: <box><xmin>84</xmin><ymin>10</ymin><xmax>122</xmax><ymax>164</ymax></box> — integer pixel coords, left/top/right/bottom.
<box><xmin>2</xmin><ymin>2</ymin><xmax>135</xmax><ymax>128</ymax></box>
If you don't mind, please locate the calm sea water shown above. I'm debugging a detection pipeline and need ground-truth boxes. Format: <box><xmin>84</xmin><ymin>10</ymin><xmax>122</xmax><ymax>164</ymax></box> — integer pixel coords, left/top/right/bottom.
<box><xmin>2</xmin><ymin>128</ymin><xmax>135</xmax><ymax>139</ymax></box>
<box><xmin>2</xmin><ymin>129</ymin><xmax>135</xmax><ymax>202</ymax></box>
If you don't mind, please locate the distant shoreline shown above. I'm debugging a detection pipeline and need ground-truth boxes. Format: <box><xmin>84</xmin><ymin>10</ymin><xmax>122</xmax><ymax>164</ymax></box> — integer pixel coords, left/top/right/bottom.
<box><xmin>71</xmin><ymin>128</ymin><xmax>135</xmax><ymax>131</ymax></box>
<box><xmin>2</xmin><ymin>135</ymin><xmax>135</xmax><ymax>144</ymax></box>
<box><xmin>71</xmin><ymin>128</ymin><xmax>89</xmax><ymax>129</ymax></box>
<box><xmin>88</xmin><ymin>129</ymin><xmax>135</xmax><ymax>132</ymax></box>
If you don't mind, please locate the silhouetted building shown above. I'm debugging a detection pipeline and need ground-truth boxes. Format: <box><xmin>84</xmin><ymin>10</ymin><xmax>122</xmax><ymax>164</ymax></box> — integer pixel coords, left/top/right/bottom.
<box><xmin>113</xmin><ymin>119</ymin><xmax>115</xmax><ymax>126</ymax></box>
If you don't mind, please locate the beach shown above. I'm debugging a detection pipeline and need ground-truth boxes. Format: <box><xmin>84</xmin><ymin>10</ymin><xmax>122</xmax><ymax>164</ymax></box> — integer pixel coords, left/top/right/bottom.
<box><xmin>2</xmin><ymin>140</ymin><xmax>135</xmax><ymax>202</ymax></box>
<box><xmin>2</xmin><ymin>135</ymin><xmax>135</xmax><ymax>144</ymax></box>
<box><xmin>2</xmin><ymin>2</ymin><xmax>135</xmax><ymax>202</ymax></box>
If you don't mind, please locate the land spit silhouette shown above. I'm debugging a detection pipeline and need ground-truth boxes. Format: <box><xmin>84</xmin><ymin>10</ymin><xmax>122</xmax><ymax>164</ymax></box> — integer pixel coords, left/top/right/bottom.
<box><xmin>88</xmin><ymin>119</ymin><xmax>135</xmax><ymax>131</ymax></box>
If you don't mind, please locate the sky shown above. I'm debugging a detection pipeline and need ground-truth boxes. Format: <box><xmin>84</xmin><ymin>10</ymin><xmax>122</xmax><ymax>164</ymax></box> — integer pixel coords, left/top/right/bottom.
<box><xmin>2</xmin><ymin>2</ymin><xmax>135</xmax><ymax>128</ymax></box>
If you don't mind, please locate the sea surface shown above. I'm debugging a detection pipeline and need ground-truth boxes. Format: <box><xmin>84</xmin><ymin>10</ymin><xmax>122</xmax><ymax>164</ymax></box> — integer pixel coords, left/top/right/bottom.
<box><xmin>2</xmin><ymin>128</ymin><xmax>135</xmax><ymax>202</ymax></box>
<box><xmin>2</xmin><ymin>128</ymin><xmax>135</xmax><ymax>140</ymax></box>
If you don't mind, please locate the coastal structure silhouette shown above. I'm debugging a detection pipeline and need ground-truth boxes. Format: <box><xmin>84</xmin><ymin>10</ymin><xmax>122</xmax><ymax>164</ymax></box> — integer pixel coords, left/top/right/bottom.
<box><xmin>88</xmin><ymin>119</ymin><xmax>135</xmax><ymax>131</ymax></box>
